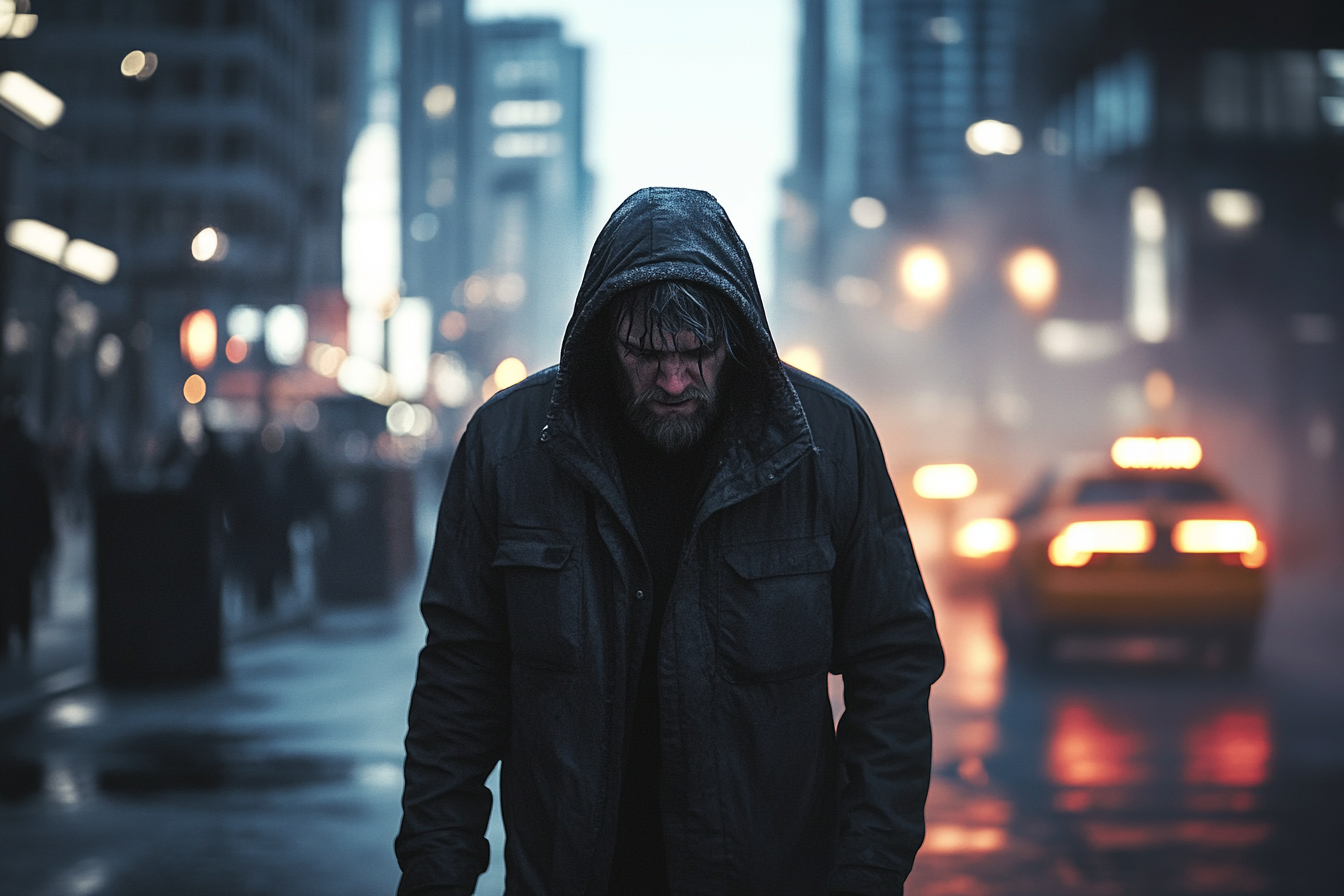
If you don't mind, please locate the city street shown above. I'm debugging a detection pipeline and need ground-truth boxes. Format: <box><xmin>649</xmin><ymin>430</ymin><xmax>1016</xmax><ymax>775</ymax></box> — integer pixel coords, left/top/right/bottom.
<box><xmin>2</xmin><ymin>552</ymin><xmax>1341</xmax><ymax>895</ymax></box>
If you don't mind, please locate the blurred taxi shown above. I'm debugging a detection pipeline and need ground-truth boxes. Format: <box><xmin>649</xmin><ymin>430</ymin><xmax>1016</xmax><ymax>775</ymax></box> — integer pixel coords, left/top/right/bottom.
<box><xmin>979</xmin><ymin>437</ymin><xmax>1268</xmax><ymax>668</ymax></box>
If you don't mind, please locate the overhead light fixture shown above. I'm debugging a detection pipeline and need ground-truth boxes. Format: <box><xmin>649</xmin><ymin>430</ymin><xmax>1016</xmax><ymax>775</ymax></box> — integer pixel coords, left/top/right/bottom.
<box><xmin>61</xmin><ymin>239</ymin><xmax>118</xmax><ymax>284</ymax></box>
<box><xmin>5</xmin><ymin>218</ymin><xmax>119</xmax><ymax>284</ymax></box>
<box><xmin>5</xmin><ymin>217</ymin><xmax>66</xmax><ymax>263</ymax></box>
<box><xmin>0</xmin><ymin>70</ymin><xmax>63</xmax><ymax>129</ymax></box>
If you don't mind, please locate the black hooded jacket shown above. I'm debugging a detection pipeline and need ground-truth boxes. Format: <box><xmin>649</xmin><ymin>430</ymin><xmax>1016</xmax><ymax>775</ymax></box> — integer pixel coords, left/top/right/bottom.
<box><xmin>397</xmin><ymin>188</ymin><xmax>944</xmax><ymax>896</ymax></box>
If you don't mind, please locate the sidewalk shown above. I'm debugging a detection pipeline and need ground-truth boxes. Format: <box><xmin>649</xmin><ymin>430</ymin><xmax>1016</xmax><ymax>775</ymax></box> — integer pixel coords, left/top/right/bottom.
<box><xmin>0</xmin><ymin>506</ymin><xmax>321</xmax><ymax>725</ymax></box>
<box><xmin>0</xmin><ymin>501</ymin><xmax>95</xmax><ymax>724</ymax></box>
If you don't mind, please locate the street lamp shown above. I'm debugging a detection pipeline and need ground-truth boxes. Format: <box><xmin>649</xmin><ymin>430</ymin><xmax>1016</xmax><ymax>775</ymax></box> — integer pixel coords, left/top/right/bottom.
<box><xmin>180</xmin><ymin>310</ymin><xmax>217</xmax><ymax>370</ymax></box>
<box><xmin>1003</xmin><ymin>246</ymin><xmax>1058</xmax><ymax>314</ymax></box>
<box><xmin>897</xmin><ymin>244</ymin><xmax>951</xmax><ymax>308</ymax></box>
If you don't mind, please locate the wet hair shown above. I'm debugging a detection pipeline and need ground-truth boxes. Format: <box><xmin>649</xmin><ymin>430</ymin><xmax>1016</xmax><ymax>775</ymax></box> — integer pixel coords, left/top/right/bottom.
<box><xmin>608</xmin><ymin>279</ymin><xmax>743</xmax><ymax>361</ymax></box>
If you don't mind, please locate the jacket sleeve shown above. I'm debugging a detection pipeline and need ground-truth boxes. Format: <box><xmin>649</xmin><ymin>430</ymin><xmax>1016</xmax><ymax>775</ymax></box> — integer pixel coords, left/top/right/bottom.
<box><xmin>827</xmin><ymin>409</ymin><xmax>945</xmax><ymax>896</ymax></box>
<box><xmin>396</xmin><ymin>417</ymin><xmax>510</xmax><ymax>896</ymax></box>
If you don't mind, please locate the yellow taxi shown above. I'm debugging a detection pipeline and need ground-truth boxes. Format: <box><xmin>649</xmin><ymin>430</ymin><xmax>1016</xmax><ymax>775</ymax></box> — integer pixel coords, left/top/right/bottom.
<box><xmin>978</xmin><ymin>437</ymin><xmax>1268</xmax><ymax>668</ymax></box>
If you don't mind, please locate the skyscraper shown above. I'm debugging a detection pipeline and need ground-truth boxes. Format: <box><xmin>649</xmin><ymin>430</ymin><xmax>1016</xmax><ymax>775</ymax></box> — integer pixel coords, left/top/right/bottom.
<box><xmin>463</xmin><ymin>17</ymin><xmax>590</xmax><ymax>372</ymax></box>
<box><xmin>2</xmin><ymin>0</ymin><xmax>322</xmax><ymax>454</ymax></box>
<box><xmin>780</xmin><ymin>0</ymin><xmax>1021</xmax><ymax>294</ymax></box>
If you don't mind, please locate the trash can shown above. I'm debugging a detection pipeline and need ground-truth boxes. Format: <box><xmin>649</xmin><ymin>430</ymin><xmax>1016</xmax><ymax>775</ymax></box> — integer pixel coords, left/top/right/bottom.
<box><xmin>95</xmin><ymin>489</ymin><xmax>222</xmax><ymax>685</ymax></box>
<box><xmin>317</xmin><ymin>465</ymin><xmax>415</xmax><ymax>604</ymax></box>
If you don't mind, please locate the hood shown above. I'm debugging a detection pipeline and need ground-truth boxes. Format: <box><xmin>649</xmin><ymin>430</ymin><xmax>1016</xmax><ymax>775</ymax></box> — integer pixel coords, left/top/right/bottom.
<box><xmin>547</xmin><ymin>188</ymin><xmax>806</xmax><ymax>447</ymax></box>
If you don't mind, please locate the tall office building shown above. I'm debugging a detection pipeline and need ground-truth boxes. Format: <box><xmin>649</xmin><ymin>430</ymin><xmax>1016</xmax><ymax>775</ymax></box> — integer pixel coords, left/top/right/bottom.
<box><xmin>400</xmin><ymin>0</ymin><xmax>469</xmax><ymax>320</ymax></box>
<box><xmin>1021</xmin><ymin>0</ymin><xmax>1344</xmax><ymax>554</ymax></box>
<box><xmin>3</xmin><ymin>0</ymin><xmax>320</xmax><ymax>453</ymax></box>
<box><xmin>462</xmin><ymin>17</ymin><xmax>589</xmax><ymax>372</ymax></box>
<box><xmin>780</xmin><ymin>0</ymin><xmax>1021</xmax><ymax>293</ymax></box>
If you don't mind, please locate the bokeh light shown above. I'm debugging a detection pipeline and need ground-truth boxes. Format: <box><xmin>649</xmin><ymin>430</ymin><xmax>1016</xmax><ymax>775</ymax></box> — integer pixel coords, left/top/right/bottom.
<box><xmin>912</xmin><ymin>463</ymin><xmax>977</xmax><ymax>499</ymax></box>
<box><xmin>780</xmin><ymin>344</ymin><xmax>824</xmax><ymax>377</ymax></box>
<box><xmin>191</xmin><ymin>226</ymin><xmax>228</xmax><ymax>262</ymax></box>
<box><xmin>898</xmin><ymin>245</ymin><xmax>952</xmax><ymax>307</ymax></box>
<box><xmin>183</xmin><ymin>374</ymin><xmax>207</xmax><ymax>404</ymax></box>
<box><xmin>224</xmin><ymin>334</ymin><xmax>248</xmax><ymax>364</ymax></box>
<box><xmin>1003</xmin><ymin>247</ymin><xmax>1058</xmax><ymax>313</ymax></box>
<box><xmin>493</xmin><ymin>357</ymin><xmax>527</xmax><ymax>390</ymax></box>
<box><xmin>849</xmin><ymin>196</ymin><xmax>887</xmax><ymax>229</ymax></box>
<box><xmin>180</xmin><ymin>310</ymin><xmax>217</xmax><ymax>370</ymax></box>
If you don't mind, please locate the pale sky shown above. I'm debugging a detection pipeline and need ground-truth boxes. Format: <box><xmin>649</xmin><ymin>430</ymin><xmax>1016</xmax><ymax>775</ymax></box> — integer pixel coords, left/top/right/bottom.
<box><xmin>467</xmin><ymin>0</ymin><xmax>799</xmax><ymax>300</ymax></box>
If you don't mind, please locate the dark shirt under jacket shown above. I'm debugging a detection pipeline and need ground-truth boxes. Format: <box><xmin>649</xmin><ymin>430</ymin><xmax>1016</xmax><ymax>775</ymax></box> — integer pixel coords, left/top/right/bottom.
<box><xmin>607</xmin><ymin>415</ymin><xmax>711</xmax><ymax>896</ymax></box>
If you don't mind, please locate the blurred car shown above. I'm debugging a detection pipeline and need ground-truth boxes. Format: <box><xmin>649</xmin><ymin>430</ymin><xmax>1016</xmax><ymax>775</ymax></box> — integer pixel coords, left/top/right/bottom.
<box><xmin>991</xmin><ymin>437</ymin><xmax>1268</xmax><ymax>669</ymax></box>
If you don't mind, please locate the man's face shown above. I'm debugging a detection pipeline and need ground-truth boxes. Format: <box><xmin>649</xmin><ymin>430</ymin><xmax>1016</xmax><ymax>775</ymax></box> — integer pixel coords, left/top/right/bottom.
<box><xmin>613</xmin><ymin>307</ymin><xmax>728</xmax><ymax>453</ymax></box>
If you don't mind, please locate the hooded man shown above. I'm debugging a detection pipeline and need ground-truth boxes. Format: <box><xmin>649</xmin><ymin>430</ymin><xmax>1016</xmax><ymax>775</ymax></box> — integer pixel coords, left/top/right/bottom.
<box><xmin>397</xmin><ymin>188</ymin><xmax>944</xmax><ymax>896</ymax></box>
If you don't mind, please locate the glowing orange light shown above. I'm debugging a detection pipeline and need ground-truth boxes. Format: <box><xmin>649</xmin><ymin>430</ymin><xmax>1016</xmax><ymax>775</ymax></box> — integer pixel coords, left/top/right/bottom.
<box><xmin>493</xmin><ymin>357</ymin><xmax>527</xmax><ymax>390</ymax></box>
<box><xmin>1241</xmin><ymin>540</ymin><xmax>1268</xmax><ymax>569</ymax></box>
<box><xmin>780</xmin><ymin>344</ymin><xmax>824</xmax><ymax>377</ymax></box>
<box><xmin>953</xmin><ymin>518</ymin><xmax>1017</xmax><ymax>558</ymax></box>
<box><xmin>897</xmin><ymin>244</ymin><xmax>951</xmax><ymax>307</ymax></box>
<box><xmin>912</xmin><ymin>463</ymin><xmax>977</xmax><ymax>499</ymax></box>
<box><xmin>1172</xmin><ymin>519</ymin><xmax>1257</xmax><ymax>554</ymax></box>
<box><xmin>180</xmin><ymin>310</ymin><xmax>217</xmax><ymax>370</ymax></box>
<box><xmin>1003</xmin><ymin>247</ymin><xmax>1058</xmax><ymax>313</ymax></box>
<box><xmin>1048</xmin><ymin>701</ymin><xmax>1148</xmax><ymax>787</ymax></box>
<box><xmin>1184</xmin><ymin>709</ymin><xmax>1271</xmax><ymax>787</ymax></box>
<box><xmin>224</xmin><ymin>334</ymin><xmax>248</xmax><ymax>363</ymax></box>
<box><xmin>1049</xmin><ymin>520</ymin><xmax>1154</xmax><ymax>567</ymax></box>
<box><xmin>183</xmin><ymin>374</ymin><xmax>206</xmax><ymax>404</ymax></box>
<box><xmin>922</xmin><ymin>824</ymin><xmax>1007</xmax><ymax>854</ymax></box>
<box><xmin>1111</xmin><ymin>436</ymin><xmax>1202</xmax><ymax>469</ymax></box>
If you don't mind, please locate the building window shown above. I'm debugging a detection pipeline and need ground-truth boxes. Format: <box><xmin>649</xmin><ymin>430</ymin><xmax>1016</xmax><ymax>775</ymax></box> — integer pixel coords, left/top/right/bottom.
<box><xmin>161</xmin><ymin>132</ymin><xmax>204</xmax><ymax>165</ymax></box>
<box><xmin>221</xmin><ymin>129</ymin><xmax>257</xmax><ymax>165</ymax></box>
<box><xmin>157</xmin><ymin>0</ymin><xmax>206</xmax><ymax>28</ymax></box>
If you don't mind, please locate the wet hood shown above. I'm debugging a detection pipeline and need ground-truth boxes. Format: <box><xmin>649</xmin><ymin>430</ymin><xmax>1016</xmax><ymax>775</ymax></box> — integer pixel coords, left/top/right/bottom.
<box><xmin>546</xmin><ymin>187</ymin><xmax>810</xmax><ymax>460</ymax></box>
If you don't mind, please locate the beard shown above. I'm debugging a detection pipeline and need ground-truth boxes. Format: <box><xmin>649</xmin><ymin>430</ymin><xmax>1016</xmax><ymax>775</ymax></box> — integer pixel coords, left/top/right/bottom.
<box><xmin>622</xmin><ymin>382</ymin><xmax>720</xmax><ymax>453</ymax></box>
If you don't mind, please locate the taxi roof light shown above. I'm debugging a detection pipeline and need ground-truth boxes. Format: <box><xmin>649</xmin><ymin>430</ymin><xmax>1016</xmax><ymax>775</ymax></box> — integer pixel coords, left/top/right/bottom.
<box><xmin>1112</xmin><ymin>436</ymin><xmax>1202</xmax><ymax>470</ymax></box>
<box><xmin>912</xmin><ymin>463</ymin><xmax>977</xmax><ymax>500</ymax></box>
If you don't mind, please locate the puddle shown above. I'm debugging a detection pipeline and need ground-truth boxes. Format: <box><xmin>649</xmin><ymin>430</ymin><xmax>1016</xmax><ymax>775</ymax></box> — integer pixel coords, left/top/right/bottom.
<box><xmin>96</xmin><ymin>730</ymin><xmax>352</xmax><ymax>795</ymax></box>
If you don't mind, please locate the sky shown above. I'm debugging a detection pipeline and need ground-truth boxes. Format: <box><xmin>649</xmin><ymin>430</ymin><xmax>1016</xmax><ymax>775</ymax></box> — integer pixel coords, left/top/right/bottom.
<box><xmin>467</xmin><ymin>0</ymin><xmax>799</xmax><ymax>300</ymax></box>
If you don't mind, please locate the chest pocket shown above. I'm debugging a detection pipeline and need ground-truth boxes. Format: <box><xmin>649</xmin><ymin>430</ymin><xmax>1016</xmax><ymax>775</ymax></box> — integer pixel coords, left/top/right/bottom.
<box><xmin>493</xmin><ymin>530</ymin><xmax>580</xmax><ymax>672</ymax></box>
<box><xmin>718</xmin><ymin>535</ymin><xmax>835</xmax><ymax>683</ymax></box>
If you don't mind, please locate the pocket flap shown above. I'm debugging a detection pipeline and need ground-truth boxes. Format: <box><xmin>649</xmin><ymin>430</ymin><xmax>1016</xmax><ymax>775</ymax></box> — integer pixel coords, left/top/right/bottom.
<box><xmin>493</xmin><ymin>533</ymin><xmax>573</xmax><ymax>569</ymax></box>
<box><xmin>725</xmin><ymin>536</ymin><xmax>835</xmax><ymax>580</ymax></box>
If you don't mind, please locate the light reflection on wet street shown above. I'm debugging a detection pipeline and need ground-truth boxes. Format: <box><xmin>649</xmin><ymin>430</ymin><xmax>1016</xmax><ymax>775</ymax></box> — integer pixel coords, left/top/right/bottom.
<box><xmin>1</xmin><ymin>570</ymin><xmax>1340</xmax><ymax>894</ymax></box>
<box><xmin>897</xmin><ymin>569</ymin><xmax>1344</xmax><ymax>896</ymax></box>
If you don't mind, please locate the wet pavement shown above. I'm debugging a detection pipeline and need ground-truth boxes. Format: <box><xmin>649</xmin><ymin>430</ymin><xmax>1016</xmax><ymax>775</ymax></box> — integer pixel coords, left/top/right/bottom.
<box><xmin>1</xmin><ymin>559</ymin><xmax>1341</xmax><ymax>894</ymax></box>
<box><xmin>900</xmin><ymin>566</ymin><xmax>1344</xmax><ymax>896</ymax></box>
<box><xmin>0</xmin><ymin>601</ymin><xmax>443</xmax><ymax>896</ymax></box>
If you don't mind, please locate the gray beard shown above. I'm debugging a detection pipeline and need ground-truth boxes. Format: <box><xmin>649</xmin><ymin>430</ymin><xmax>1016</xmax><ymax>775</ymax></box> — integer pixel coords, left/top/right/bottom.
<box><xmin>624</xmin><ymin>384</ymin><xmax>718</xmax><ymax>453</ymax></box>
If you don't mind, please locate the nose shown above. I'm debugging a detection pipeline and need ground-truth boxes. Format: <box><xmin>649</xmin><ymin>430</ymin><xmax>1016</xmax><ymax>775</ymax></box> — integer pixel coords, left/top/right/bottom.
<box><xmin>656</xmin><ymin>357</ymin><xmax>696</xmax><ymax>396</ymax></box>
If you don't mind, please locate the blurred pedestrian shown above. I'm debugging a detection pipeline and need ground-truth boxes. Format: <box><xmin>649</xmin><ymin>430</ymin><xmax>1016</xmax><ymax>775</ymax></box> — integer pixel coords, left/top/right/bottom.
<box><xmin>397</xmin><ymin>189</ymin><xmax>944</xmax><ymax>895</ymax></box>
<box><xmin>0</xmin><ymin>403</ymin><xmax>54</xmax><ymax>662</ymax></box>
<box><xmin>221</xmin><ymin>436</ymin><xmax>284</xmax><ymax>615</ymax></box>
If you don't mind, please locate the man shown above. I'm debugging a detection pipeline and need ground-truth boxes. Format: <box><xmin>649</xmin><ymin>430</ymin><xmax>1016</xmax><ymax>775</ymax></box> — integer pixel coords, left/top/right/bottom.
<box><xmin>397</xmin><ymin>188</ymin><xmax>944</xmax><ymax>895</ymax></box>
